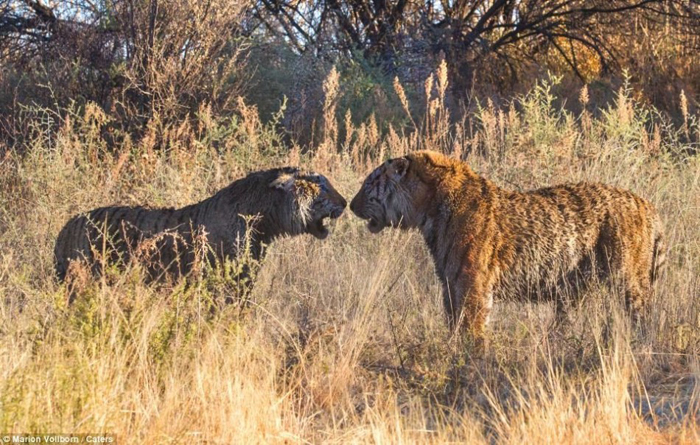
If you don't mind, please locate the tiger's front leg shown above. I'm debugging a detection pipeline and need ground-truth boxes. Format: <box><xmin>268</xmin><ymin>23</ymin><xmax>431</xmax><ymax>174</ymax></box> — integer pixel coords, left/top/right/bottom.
<box><xmin>444</xmin><ymin>268</ymin><xmax>495</xmax><ymax>356</ymax></box>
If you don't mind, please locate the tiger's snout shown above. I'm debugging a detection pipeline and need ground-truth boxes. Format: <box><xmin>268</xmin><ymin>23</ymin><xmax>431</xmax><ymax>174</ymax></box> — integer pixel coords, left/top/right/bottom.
<box><xmin>349</xmin><ymin>194</ymin><xmax>362</xmax><ymax>216</ymax></box>
<box><xmin>330</xmin><ymin>206</ymin><xmax>345</xmax><ymax>219</ymax></box>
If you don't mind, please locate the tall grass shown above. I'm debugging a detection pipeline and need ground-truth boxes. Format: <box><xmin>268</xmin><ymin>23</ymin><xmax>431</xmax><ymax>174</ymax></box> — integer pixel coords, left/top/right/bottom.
<box><xmin>0</xmin><ymin>68</ymin><xmax>698</xmax><ymax>443</ymax></box>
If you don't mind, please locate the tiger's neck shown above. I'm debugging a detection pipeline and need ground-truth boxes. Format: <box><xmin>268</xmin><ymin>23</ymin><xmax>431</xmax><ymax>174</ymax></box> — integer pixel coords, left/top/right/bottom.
<box><xmin>418</xmin><ymin>207</ymin><xmax>452</xmax><ymax>278</ymax></box>
<box><xmin>416</xmin><ymin>173</ymin><xmax>495</xmax><ymax>277</ymax></box>
<box><xmin>190</xmin><ymin>192</ymin><xmax>298</xmax><ymax>246</ymax></box>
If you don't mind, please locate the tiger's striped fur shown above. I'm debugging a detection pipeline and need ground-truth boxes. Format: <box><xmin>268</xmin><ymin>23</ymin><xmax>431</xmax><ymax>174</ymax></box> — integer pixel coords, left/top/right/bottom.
<box><xmin>54</xmin><ymin>167</ymin><xmax>346</xmax><ymax>286</ymax></box>
<box><xmin>351</xmin><ymin>151</ymin><xmax>666</xmax><ymax>351</ymax></box>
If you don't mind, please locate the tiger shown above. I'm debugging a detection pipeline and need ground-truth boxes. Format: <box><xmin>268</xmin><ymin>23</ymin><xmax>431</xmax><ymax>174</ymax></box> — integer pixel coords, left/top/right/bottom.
<box><xmin>54</xmin><ymin>167</ymin><xmax>347</xmax><ymax>296</ymax></box>
<box><xmin>350</xmin><ymin>150</ymin><xmax>665</xmax><ymax>352</ymax></box>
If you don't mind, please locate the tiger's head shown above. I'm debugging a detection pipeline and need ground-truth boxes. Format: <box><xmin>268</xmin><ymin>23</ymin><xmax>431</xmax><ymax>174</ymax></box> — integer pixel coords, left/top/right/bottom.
<box><xmin>269</xmin><ymin>168</ymin><xmax>347</xmax><ymax>239</ymax></box>
<box><xmin>350</xmin><ymin>151</ymin><xmax>466</xmax><ymax>234</ymax></box>
<box><xmin>349</xmin><ymin>154</ymin><xmax>433</xmax><ymax>233</ymax></box>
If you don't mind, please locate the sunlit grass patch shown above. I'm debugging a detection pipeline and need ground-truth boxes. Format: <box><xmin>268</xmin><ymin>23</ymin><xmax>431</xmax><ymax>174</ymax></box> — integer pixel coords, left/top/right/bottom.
<box><xmin>0</xmin><ymin>69</ymin><xmax>697</xmax><ymax>442</ymax></box>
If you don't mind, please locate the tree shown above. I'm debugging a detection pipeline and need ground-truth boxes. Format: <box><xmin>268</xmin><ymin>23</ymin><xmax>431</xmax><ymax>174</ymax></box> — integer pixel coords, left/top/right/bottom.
<box><xmin>1</xmin><ymin>0</ymin><xmax>250</xmax><ymax>135</ymax></box>
<box><xmin>254</xmin><ymin>0</ymin><xmax>700</xmax><ymax>98</ymax></box>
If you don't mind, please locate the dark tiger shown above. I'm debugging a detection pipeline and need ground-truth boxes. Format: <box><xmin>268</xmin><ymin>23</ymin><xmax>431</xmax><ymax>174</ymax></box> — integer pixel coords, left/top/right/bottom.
<box><xmin>54</xmin><ymin>167</ymin><xmax>346</xmax><ymax>288</ymax></box>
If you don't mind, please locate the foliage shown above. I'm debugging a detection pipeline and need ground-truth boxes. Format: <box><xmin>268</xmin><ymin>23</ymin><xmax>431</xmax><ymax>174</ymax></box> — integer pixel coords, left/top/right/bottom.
<box><xmin>0</xmin><ymin>0</ymin><xmax>249</xmax><ymax>148</ymax></box>
<box><xmin>2</xmin><ymin>1</ymin><xmax>699</xmax><ymax>150</ymax></box>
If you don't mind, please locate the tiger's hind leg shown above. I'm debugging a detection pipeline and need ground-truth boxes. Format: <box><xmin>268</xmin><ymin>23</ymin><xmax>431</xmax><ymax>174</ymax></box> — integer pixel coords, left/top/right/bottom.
<box><xmin>63</xmin><ymin>258</ymin><xmax>93</xmax><ymax>304</ymax></box>
<box><xmin>551</xmin><ymin>254</ymin><xmax>596</xmax><ymax>330</ymax></box>
<box><xmin>621</xmin><ymin>262</ymin><xmax>652</xmax><ymax>325</ymax></box>
<box><xmin>596</xmin><ymin>225</ymin><xmax>652</xmax><ymax>327</ymax></box>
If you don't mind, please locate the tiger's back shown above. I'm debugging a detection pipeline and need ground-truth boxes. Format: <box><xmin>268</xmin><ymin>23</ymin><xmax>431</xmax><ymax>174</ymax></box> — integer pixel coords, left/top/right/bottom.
<box><xmin>492</xmin><ymin>182</ymin><xmax>666</xmax><ymax>306</ymax></box>
<box><xmin>53</xmin><ymin>205</ymin><xmax>195</xmax><ymax>282</ymax></box>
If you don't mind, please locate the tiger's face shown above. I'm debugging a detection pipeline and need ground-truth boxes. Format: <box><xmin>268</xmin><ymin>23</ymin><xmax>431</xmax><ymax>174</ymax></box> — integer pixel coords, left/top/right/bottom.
<box><xmin>350</xmin><ymin>156</ymin><xmax>428</xmax><ymax>233</ymax></box>
<box><xmin>270</xmin><ymin>169</ymin><xmax>347</xmax><ymax>239</ymax></box>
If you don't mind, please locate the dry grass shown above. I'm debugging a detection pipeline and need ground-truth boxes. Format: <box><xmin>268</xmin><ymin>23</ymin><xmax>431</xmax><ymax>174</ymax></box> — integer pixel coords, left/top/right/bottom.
<box><xmin>0</xmin><ymin>70</ymin><xmax>698</xmax><ymax>443</ymax></box>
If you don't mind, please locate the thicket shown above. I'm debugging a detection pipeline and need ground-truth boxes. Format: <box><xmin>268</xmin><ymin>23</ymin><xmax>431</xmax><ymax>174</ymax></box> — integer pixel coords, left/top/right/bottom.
<box><xmin>1</xmin><ymin>0</ymin><xmax>699</xmax><ymax>152</ymax></box>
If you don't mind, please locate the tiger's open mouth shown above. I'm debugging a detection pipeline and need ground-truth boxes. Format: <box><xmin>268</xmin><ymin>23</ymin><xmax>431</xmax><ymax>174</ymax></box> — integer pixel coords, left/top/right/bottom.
<box><xmin>308</xmin><ymin>208</ymin><xmax>344</xmax><ymax>239</ymax></box>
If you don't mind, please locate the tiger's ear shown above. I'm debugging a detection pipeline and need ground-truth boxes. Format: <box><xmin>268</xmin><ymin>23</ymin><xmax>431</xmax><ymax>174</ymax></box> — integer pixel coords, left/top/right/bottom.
<box><xmin>269</xmin><ymin>173</ymin><xmax>296</xmax><ymax>191</ymax></box>
<box><xmin>388</xmin><ymin>157</ymin><xmax>410</xmax><ymax>181</ymax></box>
